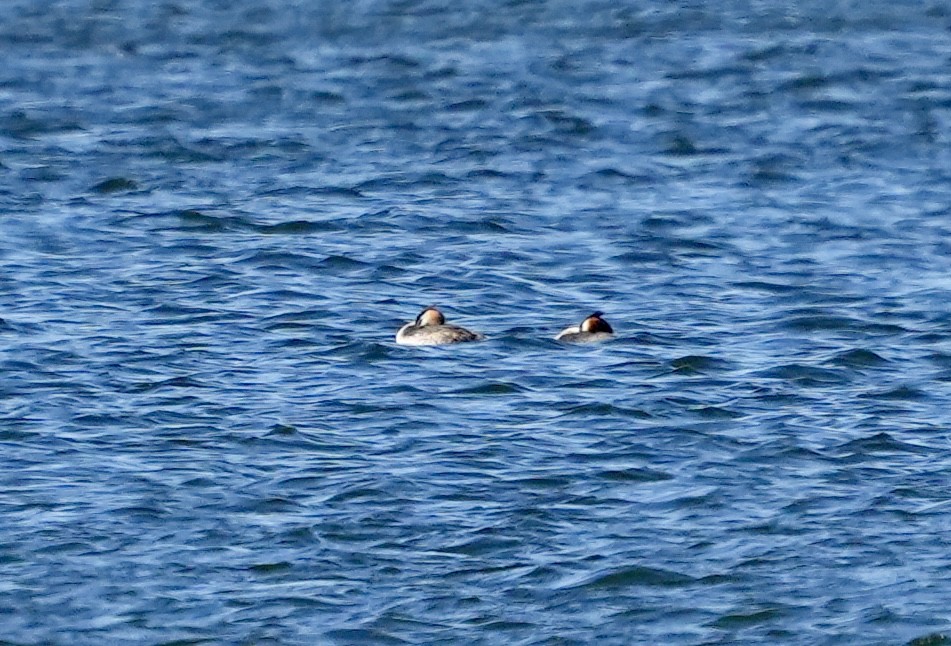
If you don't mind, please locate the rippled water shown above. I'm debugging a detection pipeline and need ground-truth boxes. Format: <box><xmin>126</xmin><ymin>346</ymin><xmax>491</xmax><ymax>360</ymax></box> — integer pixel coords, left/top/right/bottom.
<box><xmin>3</xmin><ymin>1</ymin><xmax>951</xmax><ymax>644</ymax></box>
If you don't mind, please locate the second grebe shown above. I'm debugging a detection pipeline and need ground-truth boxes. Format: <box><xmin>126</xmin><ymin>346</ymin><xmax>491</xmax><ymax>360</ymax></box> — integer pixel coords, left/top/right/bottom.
<box><xmin>555</xmin><ymin>311</ymin><xmax>614</xmax><ymax>343</ymax></box>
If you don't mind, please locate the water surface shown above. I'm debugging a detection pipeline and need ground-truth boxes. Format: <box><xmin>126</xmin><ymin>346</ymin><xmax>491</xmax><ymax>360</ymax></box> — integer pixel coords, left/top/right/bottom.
<box><xmin>3</xmin><ymin>1</ymin><xmax>951</xmax><ymax>644</ymax></box>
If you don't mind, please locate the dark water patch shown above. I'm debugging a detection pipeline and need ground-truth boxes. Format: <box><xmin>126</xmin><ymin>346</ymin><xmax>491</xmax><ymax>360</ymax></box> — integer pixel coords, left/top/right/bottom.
<box><xmin>692</xmin><ymin>405</ymin><xmax>742</xmax><ymax>420</ymax></box>
<box><xmin>444</xmin><ymin>219</ymin><xmax>512</xmax><ymax>234</ymax></box>
<box><xmin>781</xmin><ymin>72</ymin><xmax>835</xmax><ymax>92</ymax></box>
<box><xmin>558</xmin><ymin>378</ymin><xmax>617</xmax><ymax>391</ymax></box>
<box><xmin>558</xmin><ymin>402</ymin><xmax>652</xmax><ymax>419</ymax></box>
<box><xmin>858</xmin><ymin>385</ymin><xmax>927</xmax><ymax>401</ymax></box>
<box><xmin>354</xmin><ymin>176</ymin><xmax>424</xmax><ymax>194</ymax></box>
<box><xmin>584</xmin><ymin>167</ymin><xmax>658</xmax><ymax>185</ymax></box>
<box><xmin>464</xmin><ymin>168</ymin><xmax>511</xmax><ymax>180</ymax></box>
<box><xmin>251</xmin><ymin>219</ymin><xmax>343</xmax><ymax>234</ymax></box>
<box><xmin>596</xmin><ymin>467</ymin><xmax>673</xmax><ymax>483</ymax></box>
<box><xmin>731</xmin><ymin>280</ymin><xmax>798</xmax><ymax>294</ymax></box>
<box><xmin>20</xmin><ymin>165</ymin><xmax>65</xmax><ymax>183</ymax></box>
<box><xmin>465</xmin><ymin>619</ymin><xmax>536</xmax><ymax>633</ymax></box>
<box><xmin>0</xmin><ymin>109</ymin><xmax>84</xmax><ymax>138</ymax></box>
<box><xmin>437</xmin><ymin>535</ymin><xmax>521</xmax><ymax>557</ymax></box>
<box><xmin>358</xmin><ymin>341</ymin><xmax>397</xmax><ymax>362</ymax></box>
<box><xmin>664</xmin><ymin>134</ymin><xmax>701</xmax><ymax>156</ymax></box>
<box><xmin>828</xmin><ymin>348</ymin><xmax>889</xmax><ymax>368</ymax></box>
<box><xmin>536</xmin><ymin>109</ymin><xmax>597</xmax><ymax>138</ymax></box>
<box><xmin>274</xmin><ymin>475</ymin><xmax>331</xmax><ymax>490</ymax></box>
<box><xmin>417</xmin><ymin>171</ymin><xmax>461</xmax><ymax>187</ymax></box>
<box><xmin>307</xmin><ymin>89</ymin><xmax>346</xmax><ymax>105</ymax></box>
<box><xmin>909</xmin><ymin>633</ymin><xmax>951</xmax><ymax>646</ymax></box>
<box><xmin>111</xmin><ymin>504</ymin><xmax>168</xmax><ymax>520</ymax></box>
<box><xmin>263</xmin><ymin>318</ymin><xmax>315</xmax><ymax>333</ymax></box>
<box><xmin>0</xmin><ymin>427</ymin><xmax>37</xmax><ymax>441</ymax></box>
<box><xmin>755</xmin><ymin>364</ymin><xmax>850</xmax><ymax>386</ymax></box>
<box><xmin>739</xmin><ymin>441</ymin><xmax>827</xmax><ymax>462</ymax></box>
<box><xmin>271</xmin><ymin>337</ymin><xmax>321</xmax><ymax>351</ymax></box>
<box><xmin>370</xmin><ymin>263</ymin><xmax>408</xmax><ymax>279</ymax></box>
<box><xmin>747</xmin><ymin>153</ymin><xmax>803</xmax><ymax>184</ymax></box>
<box><xmin>90</xmin><ymin>177</ymin><xmax>139</xmax><ymax>194</ymax></box>
<box><xmin>314</xmin><ymin>254</ymin><xmax>373</xmax><ymax>274</ymax></box>
<box><xmin>265</xmin><ymin>423</ymin><xmax>298</xmax><ymax>437</ymax></box>
<box><xmin>798</xmin><ymin>98</ymin><xmax>861</xmax><ymax>113</ymax></box>
<box><xmin>323</xmin><ymin>628</ymin><xmax>409</xmax><ymax>645</ymax></box>
<box><xmin>232</xmin><ymin>249</ymin><xmax>322</xmax><ymax>273</ymax></box>
<box><xmin>645</xmin><ymin>486</ymin><xmax>722</xmax><ymax>510</ymax></box>
<box><xmin>667</xmin><ymin>64</ymin><xmax>752</xmax><ymax>81</ymax></box>
<box><xmin>562</xmin><ymin>564</ymin><xmax>696</xmax><ymax>591</ymax></box>
<box><xmin>135</xmin><ymin>135</ymin><xmax>225</xmax><ymax>163</ymax></box>
<box><xmin>247</xmin><ymin>561</ymin><xmax>293</xmax><ymax>575</ymax></box>
<box><xmin>70</xmin><ymin>412</ymin><xmax>130</xmax><ymax>427</ymax></box>
<box><xmin>661</xmin><ymin>236</ymin><xmax>726</xmax><ymax>256</ymax></box>
<box><xmin>141</xmin><ymin>303</ymin><xmax>230</xmax><ymax>323</ymax></box>
<box><xmin>864</xmin><ymin>322</ymin><xmax>908</xmax><ymax>335</ymax></box>
<box><xmin>637</xmin><ymin>208</ymin><xmax>699</xmax><ymax>233</ymax></box>
<box><xmin>158</xmin><ymin>209</ymin><xmax>250</xmax><ymax>233</ymax></box>
<box><xmin>741</xmin><ymin>43</ymin><xmax>789</xmax><ymax>63</ymax></box>
<box><xmin>506</xmin><ymin>474</ymin><xmax>573</xmax><ymax>490</ymax></box>
<box><xmin>611</xmin><ymin>250</ymin><xmax>670</xmax><ymax>265</ymax></box>
<box><xmin>449</xmin><ymin>381</ymin><xmax>528</xmax><ymax>395</ymax></box>
<box><xmin>709</xmin><ymin>604</ymin><xmax>791</xmax><ymax>629</ymax></box>
<box><xmin>262</xmin><ymin>303</ymin><xmax>329</xmax><ymax>322</ymax></box>
<box><xmin>834</xmin><ymin>432</ymin><xmax>927</xmax><ymax>456</ymax></box>
<box><xmin>781</xmin><ymin>314</ymin><xmax>866</xmax><ymax>333</ymax></box>
<box><xmin>128</xmin><ymin>375</ymin><xmax>207</xmax><ymax>393</ymax></box>
<box><xmin>303</xmin><ymin>185</ymin><xmax>364</xmax><ymax>198</ymax></box>
<box><xmin>446</xmin><ymin>98</ymin><xmax>489</xmax><ymax>112</ymax></box>
<box><xmin>324</xmin><ymin>486</ymin><xmax>392</xmax><ymax>505</ymax></box>
<box><xmin>348</xmin><ymin>53</ymin><xmax>422</xmax><ymax>70</ymax></box>
<box><xmin>670</xmin><ymin>355</ymin><xmax>731</xmax><ymax>375</ymax></box>
<box><xmin>925</xmin><ymin>352</ymin><xmax>951</xmax><ymax>368</ymax></box>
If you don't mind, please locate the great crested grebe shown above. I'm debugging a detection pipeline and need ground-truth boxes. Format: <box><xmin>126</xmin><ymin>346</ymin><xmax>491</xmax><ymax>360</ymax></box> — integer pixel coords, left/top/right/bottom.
<box><xmin>396</xmin><ymin>306</ymin><xmax>484</xmax><ymax>346</ymax></box>
<box><xmin>555</xmin><ymin>311</ymin><xmax>614</xmax><ymax>343</ymax></box>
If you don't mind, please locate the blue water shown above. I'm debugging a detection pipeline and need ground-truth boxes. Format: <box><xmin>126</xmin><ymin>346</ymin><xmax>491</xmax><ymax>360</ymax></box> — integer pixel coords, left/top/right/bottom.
<box><xmin>3</xmin><ymin>1</ymin><xmax>951</xmax><ymax>643</ymax></box>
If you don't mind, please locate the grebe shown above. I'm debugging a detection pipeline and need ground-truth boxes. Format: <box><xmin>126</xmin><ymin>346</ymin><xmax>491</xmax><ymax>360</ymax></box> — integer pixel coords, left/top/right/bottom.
<box><xmin>396</xmin><ymin>306</ymin><xmax>484</xmax><ymax>346</ymax></box>
<box><xmin>555</xmin><ymin>311</ymin><xmax>614</xmax><ymax>343</ymax></box>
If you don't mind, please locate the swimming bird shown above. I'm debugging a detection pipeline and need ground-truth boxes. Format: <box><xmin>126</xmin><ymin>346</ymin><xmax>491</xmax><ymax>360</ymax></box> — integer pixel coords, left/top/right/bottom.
<box><xmin>396</xmin><ymin>306</ymin><xmax>484</xmax><ymax>346</ymax></box>
<box><xmin>555</xmin><ymin>311</ymin><xmax>614</xmax><ymax>343</ymax></box>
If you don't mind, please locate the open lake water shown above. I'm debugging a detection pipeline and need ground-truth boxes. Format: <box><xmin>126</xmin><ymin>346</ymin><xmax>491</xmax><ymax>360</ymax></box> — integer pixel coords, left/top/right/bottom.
<box><xmin>3</xmin><ymin>1</ymin><xmax>951</xmax><ymax>643</ymax></box>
